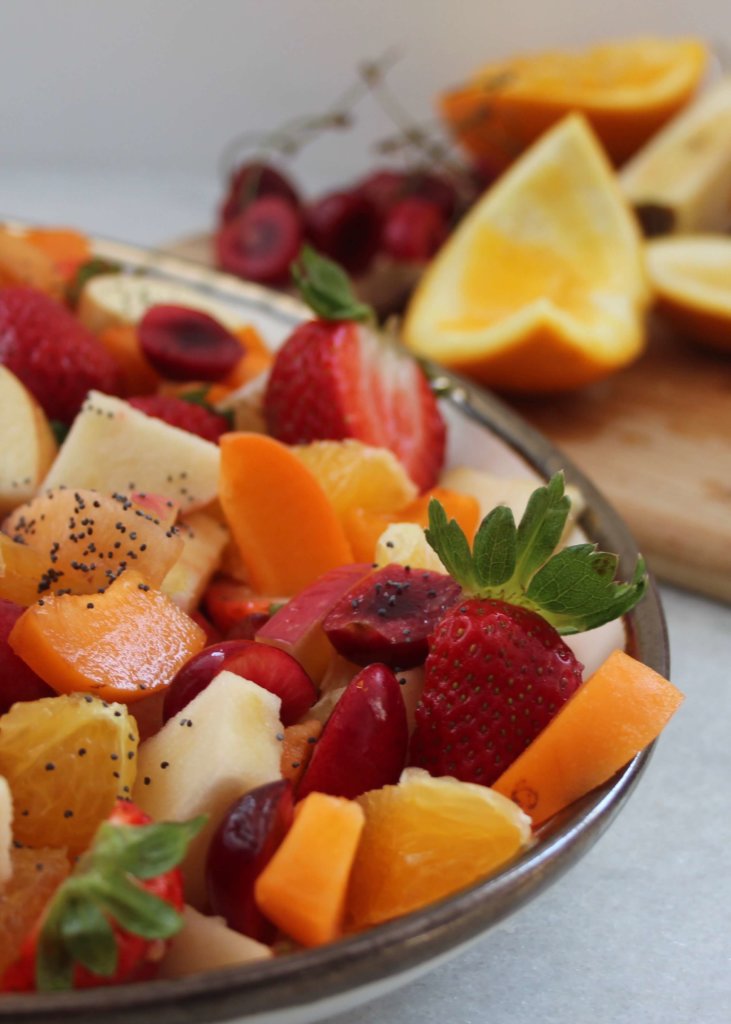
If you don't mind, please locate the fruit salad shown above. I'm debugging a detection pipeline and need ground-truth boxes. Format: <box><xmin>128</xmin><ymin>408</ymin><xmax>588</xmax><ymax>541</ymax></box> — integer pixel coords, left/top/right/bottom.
<box><xmin>0</xmin><ymin>226</ymin><xmax>683</xmax><ymax>992</ymax></box>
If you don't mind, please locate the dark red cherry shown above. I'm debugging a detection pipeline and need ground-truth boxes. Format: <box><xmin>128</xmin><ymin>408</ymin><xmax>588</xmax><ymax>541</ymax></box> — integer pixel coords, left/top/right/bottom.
<box><xmin>297</xmin><ymin>663</ymin><xmax>408</xmax><ymax>801</ymax></box>
<box><xmin>216</xmin><ymin>195</ymin><xmax>303</xmax><ymax>284</ymax></box>
<box><xmin>206</xmin><ymin>778</ymin><xmax>294</xmax><ymax>941</ymax></box>
<box><xmin>355</xmin><ymin>169</ymin><xmax>409</xmax><ymax>214</ymax></box>
<box><xmin>162</xmin><ymin>638</ymin><xmax>317</xmax><ymax>726</ymax></box>
<box><xmin>137</xmin><ymin>305</ymin><xmax>242</xmax><ymax>381</ymax></box>
<box><xmin>381</xmin><ymin>197</ymin><xmax>448</xmax><ymax>262</ymax></box>
<box><xmin>0</xmin><ymin>600</ymin><xmax>55</xmax><ymax>714</ymax></box>
<box><xmin>404</xmin><ymin>170</ymin><xmax>460</xmax><ymax>220</ymax></box>
<box><xmin>305</xmin><ymin>191</ymin><xmax>380</xmax><ymax>276</ymax></box>
<box><xmin>220</xmin><ymin>161</ymin><xmax>300</xmax><ymax>225</ymax></box>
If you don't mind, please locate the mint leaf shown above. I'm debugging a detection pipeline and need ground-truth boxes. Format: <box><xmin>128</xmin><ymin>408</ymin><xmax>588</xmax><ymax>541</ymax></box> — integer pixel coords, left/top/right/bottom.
<box><xmin>94</xmin><ymin>816</ymin><xmax>205</xmax><ymax>879</ymax></box>
<box><xmin>65</xmin><ymin>257</ymin><xmax>121</xmax><ymax>309</ymax></box>
<box><xmin>291</xmin><ymin>246</ymin><xmax>374</xmax><ymax>322</ymax></box>
<box><xmin>513</xmin><ymin>473</ymin><xmax>571</xmax><ymax>586</ymax></box>
<box><xmin>425</xmin><ymin>499</ymin><xmax>478</xmax><ymax>590</ymax></box>
<box><xmin>472</xmin><ymin>505</ymin><xmax>517</xmax><ymax>587</ymax></box>
<box><xmin>35</xmin><ymin>897</ymin><xmax>75</xmax><ymax>992</ymax></box>
<box><xmin>58</xmin><ymin>893</ymin><xmax>117</xmax><ymax>977</ymax></box>
<box><xmin>93</xmin><ymin>874</ymin><xmax>183</xmax><ymax>939</ymax></box>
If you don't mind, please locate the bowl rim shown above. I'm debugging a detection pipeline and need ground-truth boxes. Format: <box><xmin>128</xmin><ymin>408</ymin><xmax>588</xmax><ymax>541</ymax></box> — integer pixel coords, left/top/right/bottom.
<box><xmin>0</xmin><ymin>233</ymin><xmax>669</xmax><ymax>1023</ymax></box>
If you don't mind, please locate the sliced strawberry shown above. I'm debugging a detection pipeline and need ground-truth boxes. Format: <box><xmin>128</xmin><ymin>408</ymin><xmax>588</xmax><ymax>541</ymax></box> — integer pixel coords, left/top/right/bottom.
<box><xmin>128</xmin><ymin>393</ymin><xmax>230</xmax><ymax>443</ymax></box>
<box><xmin>0</xmin><ymin>286</ymin><xmax>121</xmax><ymax>423</ymax></box>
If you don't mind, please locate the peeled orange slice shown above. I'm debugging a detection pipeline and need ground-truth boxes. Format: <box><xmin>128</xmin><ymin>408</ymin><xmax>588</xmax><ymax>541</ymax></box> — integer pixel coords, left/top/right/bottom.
<box><xmin>403</xmin><ymin>115</ymin><xmax>650</xmax><ymax>393</ymax></box>
<box><xmin>346</xmin><ymin>768</ymin><xmax>532</xmax><ymax>929</ymax></box>
<box><xmin>440</xmin><ymin>37</ymin><xmax>708</xmax><ymax>169</ymax></box>
<box><xmin>646</xmin><ymin>235</ymin><xmax>731</xmax><ymax>352</ymax></box>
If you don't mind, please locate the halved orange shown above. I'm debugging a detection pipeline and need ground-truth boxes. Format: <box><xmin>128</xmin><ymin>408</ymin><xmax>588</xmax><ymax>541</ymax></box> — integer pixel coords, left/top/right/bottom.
<box><xmin>646</xmin><ymin>235</ymin><xmax>731</xmax><ymax>351</ymax></box>
<box><xmin>440</xmin><ymin>37</ymin><xmax>708</xmax><ymax>170</ymax></box>
<box><xmin>403</xmin><ymin>115</ymin><xmax>650</xmax><ymax>392</ymax></box>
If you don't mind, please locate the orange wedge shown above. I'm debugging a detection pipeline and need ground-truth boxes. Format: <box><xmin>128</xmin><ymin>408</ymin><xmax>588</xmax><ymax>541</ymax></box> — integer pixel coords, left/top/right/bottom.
<box><xmin>440</xmin><ymin>37</ymin><xmax>708</xmax><ymax>170</ymax></box>
<box><xmin>646</xmin><ymin>235</ymin><xmax>731</xmax><ymax>352</ymax></box>
<box><xmin>403</xmin><ymin>115</ymin><xmax>650</xmax><ymax>393</ymax></box>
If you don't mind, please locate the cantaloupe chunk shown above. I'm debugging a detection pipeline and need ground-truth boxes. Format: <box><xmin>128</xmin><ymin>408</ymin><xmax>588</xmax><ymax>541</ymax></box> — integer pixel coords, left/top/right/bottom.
<box><xmin>493</xmin><ymin>649</ymin><xmax>684</xmax><ymax>825</ymax></box>
<box><xmin>157</xmin><ymin>905</ymin><xmax>271</xmax><ymax>979</ymax></box>
<box><xmin>254</xmin><ymin>791</ymin><xmax>364</xmax><ymax>947</ymax></box>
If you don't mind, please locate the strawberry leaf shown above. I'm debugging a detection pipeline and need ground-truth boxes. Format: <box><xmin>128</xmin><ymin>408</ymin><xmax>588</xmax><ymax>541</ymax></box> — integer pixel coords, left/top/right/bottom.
<box><xmin>513</xmin><ymin>473</ymin><xmax>571</xmax><ymax>587</ymax></box>
<box><xmin>94</xmin><ymin>816</ymin><xmax>206</xmax><ymax>880</ymax></box>
<box><xmin>472</xmin><ymin>505</ymin><xmax>516</xmax><ymax>587</ymax></box>
<box><xmin>58</xmin><ymin>894</ymin><xmax>117</xmax><ymax>977</ymax></box>
<box><xmin>291</xmin><ymin>246</ymin><xmax>374</xmax><ymax>323</ymax></box>
<box><xmin>94</xmin><ymin>874</ymin><xmax>183</xmax><ymax>939</ymax></box>
<box><xmin>425</xmin><ymin>499</ymin><xmax>478</xmax><ymax>590</ymax></box>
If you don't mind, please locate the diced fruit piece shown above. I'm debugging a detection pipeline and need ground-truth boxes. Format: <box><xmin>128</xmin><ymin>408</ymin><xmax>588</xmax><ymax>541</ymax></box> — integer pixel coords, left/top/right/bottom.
<box><xmin>0</xmin><ymin>229</ymin><xmax>63</xmax><ymax>296</ymax></box>
<box><xmin>137</xmin><ymin>305</ymin><xmax>243</xmax><ymax>382</ymax></box>
<box><xmin>133</xmin><ymin>671</ymin><xmax>283</xmax><ymax>908</ymax></box>
<box><xmin>291</xmin><ymin>439</ymin><xmax>417</xmax><ymax>521</ymax></box>
<box><xmin>157</xmin><ymin>905</ymin><xmax>272</xmax><ymax>979</ymax></box>
<box><xmin>162</xmin><ymin>639</ymin><xmax>316</xmax><ymax>726</ymax></box>
<box><xmin>305</xmin><ymin>191</ymin><xmax>380</xmax><ymax>276</ymax></box>
<box><xmin>4</xmin><ymin>487</ymin><xmax>184</xmax><ymax>596</ymax></box>
<box><xmin>256</xmin><ymin>562</ymin><xmax>372</xmax><ymax>682</ymax></box>
<box><xmin>216</xmin><ymin>196</ymin><xmax>303</xmax><ymax>284</ymax></box>
<box><xmin>97</xmin><ymin>325</ymin><xmax>160</xmax><ymax>396</ymax></box>
<box><xmin>254</xmin><ymin>791</ymin><xmax>365</xmax><ymax>947</ymax></box>
<box><xmin>0</xmin><ymin>367</ymin><xmax>57</xmax><ymax>516</ymax></box>
<box><xmin>403</xmin><ymin>115</ymin><xmax>650</xmax><ymax>393</ymax></box>
<box><xmin>128</xmin><ymin>394</ymin><xmax>230</xmax><ymax>442</ymax></box>
<box><xmin>161</xmin><ymin>511</ymin><xmax>229</xmax><ymax>613</ymax></box>
<box><xmin>22</xmin><ymin>227</ymin><xmax>91</xmax><ymax>281</ymax></box>
<box><xmin>620</xmin><ymin>76</ymin><xmax>731</xmax><ymax>235</ymax></box>
<box><xmin>440</xmin><ymin>37</ymin><xmax>708</xmax><ymax>169</ymax></box>
<box><xmin>219</xmin><ymin>160</ymin><xmax>301</xmax><ymax>225</ymax></box>
<box><xmin>347</xmin><ymin>768</ymin><xmax>532</xmax><ymax>928</ymax></box>
<box><xmin>42</xmin><ymin>391</ymin><xmax>221</xmax><ymax>512</ymax></box>
<box><xmin>280</xmin><ymin>719</ymin><xmax>322</xmax><ymax>787</ymax></box>
<box><xmin>493</xmin><ymin>649</ymin><xmax>684</xmax><ymax>825</ymax></box>
<box><xmin>0</xmin><ymin>847</ymin><xmax>70</xmax><ymax>978</ymax></box>
<box><xmin>219</xmin><ymin>433</ymin><xmax>354</xmax><ymax>596</ymax></box>
<box><xmin>206</xmin><ymin>779</ymin><xmax>294</xmax><ymax>941</ymax></box>
<box><xmin>0</xmin><ymin>535</ymin><xmax>53</xmax><ymax>606</ymax></box>
<box><xmin>0</xmin><ymin>777</ymin><xmax>11</xmax><ymax>889</ymax></box>
<box><xmin>297</xmin><ymin>664</ymin><xmax>408</xmax><ymax>801</ymax></box>
<box><xmin>0</xmin><ymin>599</ymin><xmax>55</xmax><ymax>712</ymax></box>
<box><xmin>8</xmin><ymin>570</ymin><xmax>205</xmax><ymax>704</ymax></box>
<box><xmin>0</xmin><ymin>286</ymin><xmax>121</xmax><ymax>423</ymax></box>
<box><xmin>372</xmin><ymin>522</ymin><xmax>446</xmax><ymax>573</ymax></box>
<box><xmin>381</xmin><ymin>197</ymin><xmax>448</xmax><ymax>262</ymax></box>
<box><xmin>203</xmin><ymin>578</ymin><xmax>277</xmax><ymax>634</ymax></box>
<box><xmin>0</xmin><ymin>693</ymin><xmax>138</xmax><ymax>853</ymax></box>
<box><xmin>322</xmin><ymin>564</ymin><xmax>461</xmax><ymax>669</ymax></box>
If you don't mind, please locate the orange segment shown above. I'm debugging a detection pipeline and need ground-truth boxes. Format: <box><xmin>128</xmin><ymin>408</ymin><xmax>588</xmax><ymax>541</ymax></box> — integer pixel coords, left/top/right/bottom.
<box><xmin>0</xmin><ymin>229</ymin><xmax>63</xmax><ymax>297</ymax></box>
<box><xmin>403</xmin><ymin>115</ymin><xmax>650</xmax><ymax>393</ymax></box>
<box><xmin>22</xmin><ymin>227</ymin><xmax>92</xmax><ymax>280</ymax></box>
<box><xmin>219</xmin><ymin>433</ymin><xmax>354</xmax><ymax>596</ymax></box>
<box><xmin>0</xmin><ymin>534</ymin><xmax>50</xmax><ymax>606</ymax></box>
<box><xmin>347</xmin><ymin>768</ymin><xmax>532</xmax><ymax>929</ymax></box>
<box><xmin>8</xmin><ymin>570</ymin><xmax>205</xmax><ymax>703</ymax></box>
<box><xmin>440</xmin><ymin>37</ymin><xmax>708</xmax><ymax>170</ymax></box>
<box><xmin>254</xmin><ymin>792</ymin><xmax>365</xmax><ymax>947</ymax></box>
<box><xmin>0</xmin><ymin>847</ymin><xmax>70</xmax><ymax>976</ymax></box>
<box><xmin>0</xmin><ymin>693</ymin><xmax>138</xmax><ymax>853</ymax></box>
<box><xmin>493</xmin><ymin>650</ymin><xmax>684</xmax><ymax>826</ymax></box>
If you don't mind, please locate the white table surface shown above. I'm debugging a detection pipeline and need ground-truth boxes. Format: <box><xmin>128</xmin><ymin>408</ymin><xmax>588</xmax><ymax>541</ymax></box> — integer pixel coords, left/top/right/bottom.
<box><xmin>2</xmin><ymin>169</ymin><xmax>730</xmax><ymax>1024</ymax></box>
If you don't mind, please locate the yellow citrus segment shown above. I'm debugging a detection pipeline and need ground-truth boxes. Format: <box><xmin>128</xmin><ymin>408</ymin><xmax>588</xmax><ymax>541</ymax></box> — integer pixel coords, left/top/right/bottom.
<box><xmin>646</xmin><ymin>235</ymin><xmax>731</xmax><ymax>352</ymax></box>
<box><xmin>403</xmin><ymin>114</ymin><xmax>650</xmax><ymax>392</ymax></box>
<box><xmin>346</xmin><ymin>768</ymin><xmax>532</xmax><ymax>929</ymax></box>
<box><xmin>0</xmin><ymin>847</ymin><xmax>71</xmax><ymax>976</ymax></box>
<box><xmin>440</xmin><ymin>37</ymin><xmax>708</xmax><ymax>169</ymax></box>
<box><xmin>0</xmin><ymin>693</ymin><xmax>138</xmax><ymax>854</ymax></box>
<box><xmin>291</xmin><ymin>440</ymin><xmax>418</xmax><ymax>520</ymax></box>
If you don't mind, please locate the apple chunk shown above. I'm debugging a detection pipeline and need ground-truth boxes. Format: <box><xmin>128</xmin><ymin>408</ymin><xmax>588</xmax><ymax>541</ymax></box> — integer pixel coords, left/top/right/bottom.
<box><xmin>161</xmin><ymin>511</ymin><xmax>229</xmax><ymax>613</ymax></box>
<box><xmin>157</xmin><ymin>905</ymin><xmax>271</xmax><ymax>979</ymax></box>
<box><xmin>0</xmin><ymin>367</ymin><xmax>57</xmax><ymax>516</ymax></box>
<box><xmin>132</xmin><ymin>671</ymin><xmax>283</xmax><ymax>908</ymax></box>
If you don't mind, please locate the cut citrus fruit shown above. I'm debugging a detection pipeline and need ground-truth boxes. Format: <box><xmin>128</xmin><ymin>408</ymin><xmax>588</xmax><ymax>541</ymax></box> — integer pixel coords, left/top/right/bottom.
<box><xmin>346</xmin><ymin>768</ymin><xmax>532</xmax><ymax>929</ymax></box>
<box><xmin>646</xmin><ymin>235</ymin><xmax>731</xmax><ymax>352</ymax></box>
<box><xmin>291</xmin><ymin>440</ymin><xmax>418</xmax><ymax>521</ymax></box>
<box><xmin>0</xmin><ymin>846</ymin><xmax>70</xmax><ymax>976</ymax></box>
<box><xmin>403</xmin><ymin>115</ymin><xmax>650</xmax><ymax>392</ymax></box>
<box><xmin>0</xmin><ymin>692</ymin><xmax>138</xmax><ymax>853</ymax></box>
<box><xmin>440</xmin><ymin>37</ymin><xmax>708</xmax><ymax>170</ymax></box>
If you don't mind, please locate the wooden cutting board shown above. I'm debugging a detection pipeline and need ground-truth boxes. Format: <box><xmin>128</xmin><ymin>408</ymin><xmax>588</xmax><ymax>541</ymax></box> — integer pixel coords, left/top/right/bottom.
<box><xmin>164</xmin><ymin>234</ymin><xmax>731</xmax><ymax>603</ymax></box>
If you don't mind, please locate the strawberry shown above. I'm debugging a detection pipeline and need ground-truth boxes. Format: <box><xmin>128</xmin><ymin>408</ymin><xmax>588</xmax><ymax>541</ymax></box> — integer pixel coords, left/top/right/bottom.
<box><xmin>128</xmin><ymin>393</ymin><xmax>230</xmax><ymax>443</ymax></box>
<box><xmin>1</xmin><ymin>799</ymin><xmax>203</xmax><ymax>991</ymax></box>
<box><xmin>410</xmin><ymin>473</ymin><xmax>648</xmax><ymax>788</ymax></box>
<box><xmin>263</xmin><ymin>247</ymin><xmax>446</xmax><ymax>492</ymax></box>
<box><xmin>0</xmin><ymin>286</ymin><xmax>121</xmax><ymax>423</ymax></box>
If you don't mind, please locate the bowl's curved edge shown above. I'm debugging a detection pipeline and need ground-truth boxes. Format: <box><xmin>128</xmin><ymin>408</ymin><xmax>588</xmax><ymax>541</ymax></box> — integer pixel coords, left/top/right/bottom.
<box><xmin>0</xmin><ymin>233</ymin><xmax>669</xmax><ymax>1024</ymax></box>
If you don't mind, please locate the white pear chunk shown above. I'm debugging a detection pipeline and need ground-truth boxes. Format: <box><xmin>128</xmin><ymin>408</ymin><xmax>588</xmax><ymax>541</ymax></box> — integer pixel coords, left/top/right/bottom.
<box><xmin>0</xmin><ymin>367</ymin><xmax>57</xmax><ymax>516</ymax></box>
<box><xmin>42</xmin><ymin>391</ymin><xmax>220</xmax><ymax>512</ymax></box>
<box><xmin>132</xmin><ymin>671</ymin><xmax>283</xmax><ymax>908</ymax></box>
<box><xmin>162</xmin><ymin>511</ymin><xmax>229</xmax><ymax>613</ymax></box>
<box><xmin>0</xmin><ymin>776</ymin><xmax>13</xmax><ymax>889</ymax></box>
<box><xmin>158</xmin><ymin>905</ymin><xmax>271</xmax><ymax>979</ymax></box>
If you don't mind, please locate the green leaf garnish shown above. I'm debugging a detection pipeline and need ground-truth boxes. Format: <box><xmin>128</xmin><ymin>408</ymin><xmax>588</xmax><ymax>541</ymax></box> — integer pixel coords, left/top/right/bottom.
<box><xmin>425</xmin><ymin>471</ymin><xmax>647</xmax><ymax>634</ymax></box>
<box><xmin>291</xmin><ymin>245</ymin><xmax>374</xmax><ymax>323</ymax></box>
<box><xmin>179</xmin><ymin>386</ymin><xmax>234</xmax><ymax>430</ymax></box>
<box><xmin>65</xmin><ymin>257</ymin><xmax>122</xmax><ymax>309</ymax></box>
<box><xmin>35</xmin><ymin>814</ymin><xmax>206</xmax><ymax>990</ymax></box>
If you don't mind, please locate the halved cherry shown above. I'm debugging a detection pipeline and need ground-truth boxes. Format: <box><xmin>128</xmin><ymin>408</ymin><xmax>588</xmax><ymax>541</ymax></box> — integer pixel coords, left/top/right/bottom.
<box><xmin>216</xmin><ymin>195</ymin><xmax>303</xmax><ymax>284</ymax></box>
<box><xmin>305</xmin><ymin>191</ymin><xmax>380</xmax><ymax>276</ymax></box>
<box><xmin>219</xmin><ymin>161</ymin><xmax>301</xmax><ymax>225</ymax></box>
<box><xmin>297</xmin><ymin>663</ymin><xmax>408</xmax><ymax>801</ymax></box>
<box><xmin>138</xmin><ymin>305</ymin><xmax>242</xmax><ymax>381</ymax></box>
<box><xmin>162</xmin><ymin>638</ymin><xmax>316</xmax><ymax>726</ymax></box>
<box><xmin>381</xmin><ymin>197</ymin><xmax>448</xmax><ymax>262</ymax></box>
